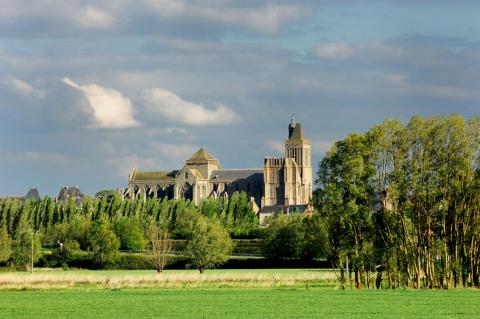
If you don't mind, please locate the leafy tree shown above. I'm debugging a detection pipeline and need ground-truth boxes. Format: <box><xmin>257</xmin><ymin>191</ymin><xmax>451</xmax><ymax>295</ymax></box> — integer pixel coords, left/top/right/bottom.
<box><xmin>113</xmin><ymin>217</ymin><xmax>144</xmax><ymax>250</ymax></box>
<box><xmin>147</xmin><ymin>224</ymin><xmax>173</xmax><ymax>273</ymax></box>
<box><xmin>86</xmin><ymin>219</ymin><xmax>120</xmax><ymax>267</ymax></box>
<box><xmin>0</xmin><ymin>225</ymin><xmax>12</xmax><ymax>263</ymax></box>
<box><xmin>263</xmin><ymin>214</ymin><xmax>327</xmax><ymax>260</ymax></box>
<box><xmin>301</xmin><ymin>214</ymin><xmax>328</xmax><ymax>261</ymax></box>
<box><xmin>186</xmin><ymin>216</ymin><xmax>233</xmax><ymax>273</ymax></box>
<box><xmin>11</xmin><ymin>224</ymin><xmax>41</xmax><ymax>271</ymax></box>
<box><xmin>316</xmin><ymin>133</ymin><xmax>375</xmax><ymax>288</ymax></box>
<box><xmin>263</xmin><ymin>214</ymin><xmax>304</xmax><ymax>259</ymax></box>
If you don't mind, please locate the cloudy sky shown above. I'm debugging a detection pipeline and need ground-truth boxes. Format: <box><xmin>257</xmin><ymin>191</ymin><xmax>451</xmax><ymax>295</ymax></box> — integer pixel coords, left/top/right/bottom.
<box><xmin>1</xmin><ymin>0</ymin><xmax>479</xmax><ymax>197</ymax></box>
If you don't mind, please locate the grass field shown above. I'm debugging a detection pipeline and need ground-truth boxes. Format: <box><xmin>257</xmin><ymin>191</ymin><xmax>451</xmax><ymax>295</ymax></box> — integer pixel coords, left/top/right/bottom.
<box><xmin>0</xmin><ymin>269</ymin><xmax>478</xmax><ymax>318</ymax></box>
<box><xmin>0</xmin><ymin>269</ymin><xmax>337</xmax><ymax>289</ymax></box>
<box><xmin>0</xmin><ymin>288</ymin><xmax>479</xmax><ymax>318</ymax></box>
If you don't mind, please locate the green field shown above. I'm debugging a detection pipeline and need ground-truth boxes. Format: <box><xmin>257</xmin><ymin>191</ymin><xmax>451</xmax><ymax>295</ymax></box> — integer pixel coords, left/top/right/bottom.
<box><xmin>0</xmin><ymin>288</ymin><xmax>479</xmax><ymax>318</ymax></box>
<box><xmin>0</xmin><ymin>269</ymin><xmax>478</xmax><ymax>318</ymax></box>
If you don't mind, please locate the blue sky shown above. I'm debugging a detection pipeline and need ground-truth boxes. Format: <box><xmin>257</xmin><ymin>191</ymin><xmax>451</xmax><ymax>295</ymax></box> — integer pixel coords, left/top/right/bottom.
<box><xmin>1</xmin><ymin>0</ymin><xmax>479</xmax><ymax>197</ymax></box>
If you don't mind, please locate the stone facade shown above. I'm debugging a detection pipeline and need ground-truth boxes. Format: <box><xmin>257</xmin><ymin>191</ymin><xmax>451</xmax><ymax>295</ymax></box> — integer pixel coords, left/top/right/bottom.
<box><xmin>263</xmin><ymin>118</ymin><xmax>312</xmax><ymax>207</ymax></box>
<box><xmin>126</xmin><ymin>118</ymin><xmax>312</xmax><ymax>215</ymax></box>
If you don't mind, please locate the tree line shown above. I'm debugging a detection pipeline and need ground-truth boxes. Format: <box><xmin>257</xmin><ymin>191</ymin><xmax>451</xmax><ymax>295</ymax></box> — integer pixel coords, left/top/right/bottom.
<box><xmin>0</xmin><ymin>192</ymin><xmax>255</xmax><ymax>272</ymax></box>
<box><xmin>315</xmin><ymin>114</ymin><xmax>480</xmax><ymax>289</ymax></box>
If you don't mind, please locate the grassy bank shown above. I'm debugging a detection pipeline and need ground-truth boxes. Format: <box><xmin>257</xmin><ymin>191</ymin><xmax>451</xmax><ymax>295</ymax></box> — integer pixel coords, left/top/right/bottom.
<box><xmin>0</xmin><ymin>269</ymin><xmax>336</xmax><ymax>290</ymax></box>
<box><xmin>0</xmin><ymin>288</ymin><xmax>479</xmax><ymax>319</ymax></box>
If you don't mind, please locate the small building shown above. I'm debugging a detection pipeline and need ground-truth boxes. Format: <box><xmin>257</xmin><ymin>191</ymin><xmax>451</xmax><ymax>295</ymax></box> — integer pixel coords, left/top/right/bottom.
<box><xmin>1</xmin><ymin>187</ymin><xmax>41</xmax><ymax>202</ymax></box>
<box><xmin>57</xmin><ymin>186</ymin><xmax>84</xmax><ymax>205</ymax></box>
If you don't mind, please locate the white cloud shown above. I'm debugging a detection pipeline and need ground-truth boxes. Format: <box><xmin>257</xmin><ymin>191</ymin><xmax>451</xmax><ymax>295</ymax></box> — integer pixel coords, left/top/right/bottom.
<box><xmin>142</xmin><ymin>88</ymin><xmax>239</xmax><ymax>126</ymax></box>
<box><xmin>62</xmin><ymin>77</ymin><xmax>140</xmax><ymax>129</ymax></box>
<box><xmin>4</xmin><ymin>78</ymin><xmax>46</xmax><ymax>99</ymax></box>
<box><xmin>144</xmin><ymin>1</ymin><xmax>307</xmax><ymax>34</ymax></box>
<box><xmin>75</xmin><ymin>6</ymin><xmax>116</xmax><ymax>29</ymax></box>
<box><xmin>312</xmin><ymin>42</ymin><xmax>354</xmax><ymax>60</ymax></box>
<box><xmin>0</xmin><ymin>1</ymin><xmax>116</xmax><ymax>31</ymax></box>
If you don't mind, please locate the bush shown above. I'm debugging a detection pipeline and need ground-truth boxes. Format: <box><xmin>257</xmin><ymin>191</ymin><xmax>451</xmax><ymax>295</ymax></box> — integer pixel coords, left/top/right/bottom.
<box><xmin>186</xmin><ymin>216</ymin><xmax>233</xmax><ymax>273</ymax></box>
<box><xmin>86</xmin><ymin>219</ymin><xmax>120</xmax><ymax>268</ymax></box>
<box><xmin>106</xmin><ymin>254</ymin><xmax>191</xmax><ymax>270</ymax></box>
<box><xmin>11</xmin><ymin>225</ymin><xmax>41</xmax><ymax>271</ymax></box>
<box><xmin>262</xmin><ymin>214</ymin><xmax>327</xmax><ymax>260</ymax></box>
<box><xmin>113</xmin><ymin>218</ymin><xmax>144</xmax><ymax>250</ymax></box>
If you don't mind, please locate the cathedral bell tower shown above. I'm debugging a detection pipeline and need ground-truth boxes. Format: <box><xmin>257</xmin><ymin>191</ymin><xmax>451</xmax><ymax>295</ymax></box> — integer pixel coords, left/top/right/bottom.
<box><xmin>284</xmin><ymin>116</ymin><xmax>312</xmax><ymax>204</ymax></box>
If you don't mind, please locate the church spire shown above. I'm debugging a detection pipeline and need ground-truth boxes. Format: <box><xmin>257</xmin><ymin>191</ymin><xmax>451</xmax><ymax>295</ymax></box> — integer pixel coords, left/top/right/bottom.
<box><xmin>288</xmin><ymin>116</ymin><xmax>304</xmax><ymax>140</ymax></box>
<box><xmin>290</xmin><ymin>113</ymin><xmax>296</xmax><ymax>127</ymax></box>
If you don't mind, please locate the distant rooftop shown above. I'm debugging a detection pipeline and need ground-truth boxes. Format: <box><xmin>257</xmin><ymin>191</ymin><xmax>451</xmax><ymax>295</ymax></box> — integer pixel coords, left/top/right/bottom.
<box><xmin>188</xmin><ymin>148</ymin><xmax>217</xmax><ymax>161</ymax></box>
<box><xmin>57</xmin><ymin>186</ymin><xmax>84</xmax><ymax>203</ymax></box>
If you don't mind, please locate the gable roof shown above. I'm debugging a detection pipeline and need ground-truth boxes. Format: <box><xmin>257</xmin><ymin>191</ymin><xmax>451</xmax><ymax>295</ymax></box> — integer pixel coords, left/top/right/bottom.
<box><xmin>210</xmin><ymin>169</ymin><xmax>263</xmax><ymax>181</ymax></box>
<box><xmin>25</xmin><ymin>188</ymin><xmax>41</xmax><ymax>201</ymax></box>
<box><xmin>131</xmin><ymin>170</ymin><xmax>177</xmax><ymax>182</ymax></box>
<box><xmin>188</xmin><ymin>148</ymin><xmax>217</xmax><ymax>161</ymax></box>
<box><xmin>57</xmin><ymin>186</ymin><xmax>84</xmax><ymax>202</ymax></box>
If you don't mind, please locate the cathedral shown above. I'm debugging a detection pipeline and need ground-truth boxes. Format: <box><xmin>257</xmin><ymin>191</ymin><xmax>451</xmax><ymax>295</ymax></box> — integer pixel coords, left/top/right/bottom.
<box><xmin>126</xmin><ymin>118</ymin><xmax>312</xmax><ymax>218</ymax></box>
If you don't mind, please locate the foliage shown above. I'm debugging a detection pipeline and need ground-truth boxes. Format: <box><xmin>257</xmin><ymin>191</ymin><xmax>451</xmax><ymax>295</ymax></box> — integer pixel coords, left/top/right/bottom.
<box><xmin>146</xmin><ymin>224</ymin><xmax>173</xmax><ymax>273</ymax></box>
<box><xmin>0</xmin><ymin>191</ymin><xmax>259</xmax><ymax>245</ymax></box>
<box><xmin>113</xmin><ymin>217</ymin><xmax>144</xmax><ymax>250</ymax></box>
<box><xmin>315</xmin><ymin>114</ymin><xmax>480</xmax><ymax>289</ymax></box>
<box><xmin>186</xmin><ymin>216</ymin><xmax>233</xmax><ymax>273</ymax></box>
<box><xmin>86</xmin><ymin>219</ymin><xmax>120</xmax><ymax>268</ymax></box>
<box><xmin>0</xmin><ymin>225</ymin><xmax>12</xmax><ymax>263</ymax></box>
<box><xmin>11</xmin><ymin>223</ymin><xmax>41</xmax><ymax>271</ymax></box>
<box><xmin>262</xmin><ymin>214</ymin><xmax>327</xmax><ymax>260</ymax></box>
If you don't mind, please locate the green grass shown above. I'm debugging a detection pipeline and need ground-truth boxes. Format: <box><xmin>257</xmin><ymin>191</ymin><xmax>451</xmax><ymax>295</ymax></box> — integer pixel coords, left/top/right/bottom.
<box><xmin>0</xmin><ymin>288</ymin><xmax>478</xmax><ymax>318</ymax></box>
<box><xmin>0</xmin><ymin>269</ymin><xmax>478</xmax><ymax>318</ymax></box>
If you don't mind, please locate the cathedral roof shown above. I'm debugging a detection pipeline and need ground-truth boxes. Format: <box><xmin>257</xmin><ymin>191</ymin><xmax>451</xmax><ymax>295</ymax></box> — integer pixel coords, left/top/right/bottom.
<box><xmin>210</xmin><ymin>169</ymin><xmax>263</xmax><ymax>181</ymax></box>
<box><xmin>131</xmin><ymin>170</ymin><xmax>177</xmax><ymax>181</ymax></box>
<box><xmin>188</xmin><ymin>148</ymin><xmax>217</xmax><ymax>161</ymax></box>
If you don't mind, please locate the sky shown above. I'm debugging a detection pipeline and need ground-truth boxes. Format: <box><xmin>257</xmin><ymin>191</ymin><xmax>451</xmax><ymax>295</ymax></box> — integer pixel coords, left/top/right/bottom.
<box><xmin>1</xmin><ymin>0</ymin><xmax>479</xmax><ymax>197</ymax></box>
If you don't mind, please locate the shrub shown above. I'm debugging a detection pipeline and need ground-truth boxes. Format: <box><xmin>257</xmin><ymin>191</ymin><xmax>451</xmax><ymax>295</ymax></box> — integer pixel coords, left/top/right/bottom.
<box><xmin>186</xmin><ymin>216</ymin><xmax>233</xmax><ymax>273</ymax></box>
<box><xmin>262</xmin><ymin>214</ymin><xmax>327</xmax><ymax>260</ymax></box>
<box><xmin>11</xmin><ymin>225</ymin><xmax>41</xmax><ymax>271</ymax></box>
<box><xmin>113</xmin><ymin>218</ymin><xmax>144</xmax><ymax>250</ymax></box>
<box><xmin>86</xmin><ymin>219</ymin><xmax>120</xmax><ymax>268</ymax></box>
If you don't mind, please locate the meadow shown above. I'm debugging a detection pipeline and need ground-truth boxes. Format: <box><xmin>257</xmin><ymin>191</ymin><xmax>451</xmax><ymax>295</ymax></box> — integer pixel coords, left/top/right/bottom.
<box><xmin>0</xmin><ymin>287</ymin><xmax>479</xmax><ymax>318</ymax></box>
<box><xmin>0</xmin><ymin>269</ymin><xmax>336</xmax><ymax>289</ymax></box>
<box><xmin>0</xmin><ymin>269</ymin><xmax>478</xmax><ymax>318</ymax></box>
